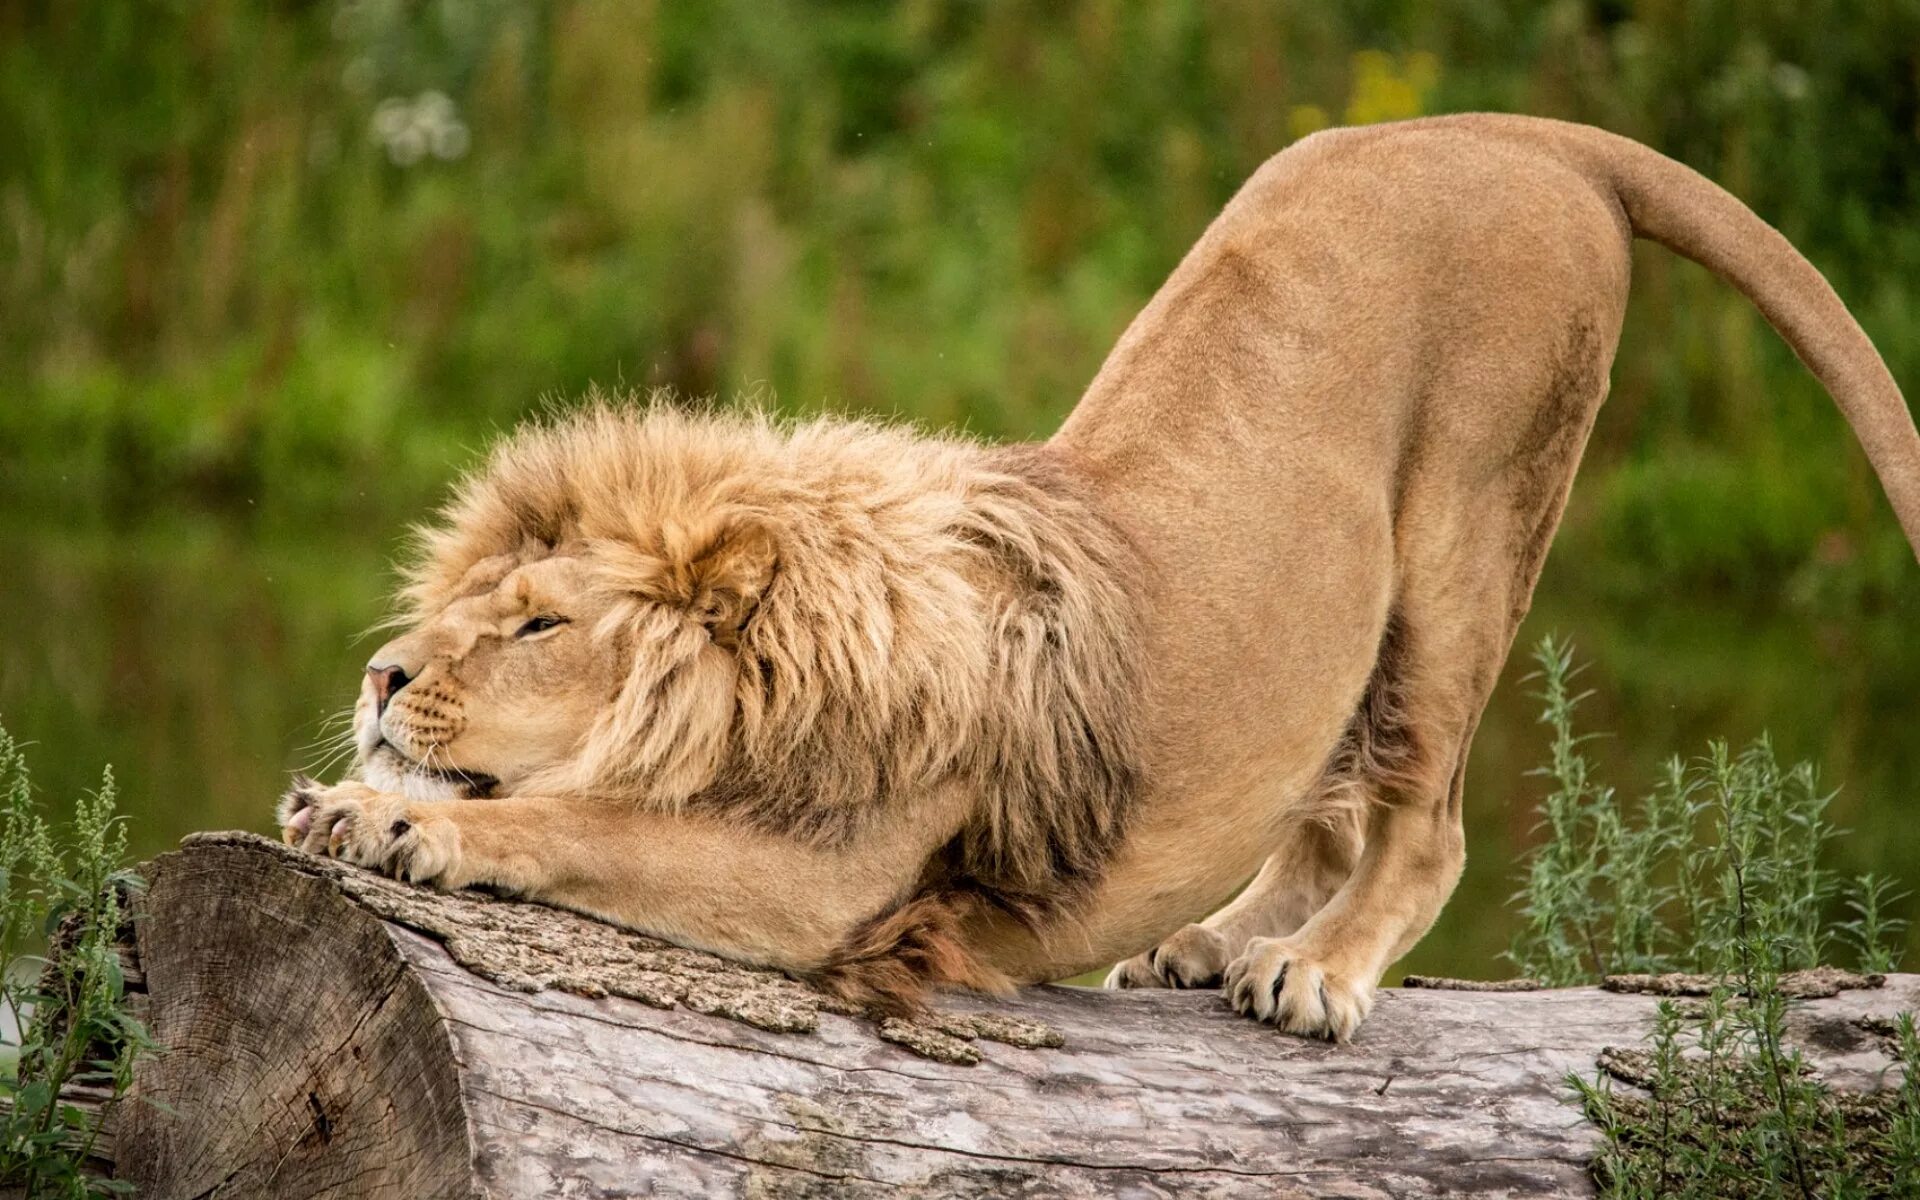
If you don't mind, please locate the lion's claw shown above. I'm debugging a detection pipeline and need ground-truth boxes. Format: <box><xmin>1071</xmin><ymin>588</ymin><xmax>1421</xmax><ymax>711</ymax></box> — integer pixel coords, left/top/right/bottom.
<box><xmin>277</xmin><ymin>774</ymin><xmax>324</xmax><ymax>845</ymax></box>
<box><xmin>1104</xmin><ymin>923</ymin><xmax>1231</xmax><ymax>990</ymax></box>
<box><xmin>1222</xmin><ymin>937</ymin><xmax>1372</xmax><ymax>1042</ymax></box>
<box><xmin>277</xmin><ymin>779</ymin><xmax>460</xmax><ymax>886</ymax></box>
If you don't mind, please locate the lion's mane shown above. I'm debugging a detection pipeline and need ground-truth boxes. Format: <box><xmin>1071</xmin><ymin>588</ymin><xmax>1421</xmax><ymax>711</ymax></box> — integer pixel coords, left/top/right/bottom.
<box><xmin>399</xmin><ymin>398</ymin><xmax>1147</xmax><ymax>995</ymax></box>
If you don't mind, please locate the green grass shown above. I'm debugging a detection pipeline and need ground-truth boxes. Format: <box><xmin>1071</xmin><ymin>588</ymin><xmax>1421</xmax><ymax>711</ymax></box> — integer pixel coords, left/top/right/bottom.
<box><xmin>1509</xmin><ymin>638</ymin><xmax>1918</xmax><ymax>1196</ymax></box>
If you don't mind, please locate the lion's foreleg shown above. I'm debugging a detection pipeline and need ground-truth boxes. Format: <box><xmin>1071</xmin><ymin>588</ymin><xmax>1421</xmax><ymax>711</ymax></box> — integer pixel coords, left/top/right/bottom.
<box><xmin>282</xmin><ymin>780</ymin><xmax>961</xmax><ymax>974</ymax></box>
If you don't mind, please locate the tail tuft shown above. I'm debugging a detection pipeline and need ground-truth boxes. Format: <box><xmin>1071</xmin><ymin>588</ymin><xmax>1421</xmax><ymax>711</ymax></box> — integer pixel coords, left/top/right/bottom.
<box><xmin>810</xmin><ymin>891</ymin><xmax>1013</xmax><ymax>1016</ymax></box>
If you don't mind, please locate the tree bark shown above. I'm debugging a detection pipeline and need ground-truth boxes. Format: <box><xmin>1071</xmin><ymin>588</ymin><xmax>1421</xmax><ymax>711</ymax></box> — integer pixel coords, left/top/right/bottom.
<box><xmin>105</xmin><ymin>833</ymin><xmax>1915</xmax><ymax>1199</ymax></box>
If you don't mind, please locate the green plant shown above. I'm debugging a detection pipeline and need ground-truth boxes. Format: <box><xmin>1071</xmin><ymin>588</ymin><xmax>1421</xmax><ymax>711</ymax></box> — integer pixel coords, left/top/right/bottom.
<box><xmin>1509</xmin><ymin>635</ymin><xmax>1899</xmax><ymax>984</ymax></box>
<box><xmin>1508</xmin><ymin>637</ymin><xmax>1916</xmax><ymax>1198</ymax></box>
<box><xmin>0</xmin><ymin>724</ymin><xmax>155</xmax><ymax>1198</ymax></box>
<box><xmin>1571</xmin><ymin>1004</ymin><xmax>1920</xmax><ymax>1199</ymax></box>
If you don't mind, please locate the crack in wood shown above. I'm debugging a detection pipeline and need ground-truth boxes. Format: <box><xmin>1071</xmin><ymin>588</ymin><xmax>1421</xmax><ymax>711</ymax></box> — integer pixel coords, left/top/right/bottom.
<box><xmin>471</xmin><ymin>1087</ymin><xmax>899</xmax><ymax>1188</ymax></box>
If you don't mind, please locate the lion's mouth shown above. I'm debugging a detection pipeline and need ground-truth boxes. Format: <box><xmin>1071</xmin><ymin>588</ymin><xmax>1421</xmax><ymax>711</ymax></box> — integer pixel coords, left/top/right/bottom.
<box><xmin>370</xmin><ymin>738</ymin><xmax>500</xmax><ymax>798</ymax></box>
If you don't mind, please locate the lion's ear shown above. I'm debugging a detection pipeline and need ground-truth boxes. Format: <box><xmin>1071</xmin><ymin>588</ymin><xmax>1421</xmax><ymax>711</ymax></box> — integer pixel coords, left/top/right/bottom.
<box><xmin>593</xmin><ymin>509</ymin><xmax>779</xmax><ymax>640</ymax></box>
<box><xmin>656</xmin><ymin>510</ymin><xmax>779</xmax><ymax>641</ymax></box>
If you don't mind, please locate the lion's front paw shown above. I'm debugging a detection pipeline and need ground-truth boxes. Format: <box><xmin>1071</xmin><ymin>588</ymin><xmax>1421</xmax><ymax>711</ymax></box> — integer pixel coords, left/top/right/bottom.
<box><xmin>1222</xmin><ymin>937</ymin><xmax>1373</xmax><ymax>1042</ymax></box>
<box><xmin>278</xmin><ymin>774</ymin><xmax>325</xmax><ymax>846</ymax></box>
<box><xmin>283</xmin><ymin>780</ymin><xmax>461</xmax><ymax>886</ymax></box>
<box><xmin>1104</xmin><ymin>924</ymin><xmax>1231</xmax><ymax>990</ymax></box>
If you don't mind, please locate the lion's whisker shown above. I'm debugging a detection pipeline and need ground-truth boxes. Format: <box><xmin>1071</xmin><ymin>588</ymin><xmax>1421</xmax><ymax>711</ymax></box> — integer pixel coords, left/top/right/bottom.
<box><xmin>292</xmin><ymin>725</ymin><xmax>356</xmax><ymax>756</ymax></box>
<box><xmin>294</xmin><ymin>710</ymin><xmax>364</xmax><ymax>780</ymax></box>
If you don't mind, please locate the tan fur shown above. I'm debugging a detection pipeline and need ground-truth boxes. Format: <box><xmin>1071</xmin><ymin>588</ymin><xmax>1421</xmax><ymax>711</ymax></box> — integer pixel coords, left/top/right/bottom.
<box><xmin>286</xmin><ymin>402</ymin><xmax>1145</xmax><ymax>1008</ymax></box>
<box><xmin>285</xmin><ymin>115</ymin><xmax>1920</xmax><ymax>1033</ymax></box>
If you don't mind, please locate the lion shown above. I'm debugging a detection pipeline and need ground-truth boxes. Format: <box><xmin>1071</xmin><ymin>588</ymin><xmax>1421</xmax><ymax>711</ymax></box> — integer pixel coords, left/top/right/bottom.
<box><xmin>281</xmin><ymin>114</ymin><xmax>1920</xmax><ymax>1040</ymax></box>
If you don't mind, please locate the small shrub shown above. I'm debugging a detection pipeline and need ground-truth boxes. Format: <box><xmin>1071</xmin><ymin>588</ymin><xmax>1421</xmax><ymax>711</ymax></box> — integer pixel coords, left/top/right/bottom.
<box><xmin>0</xmin><ymin>724</ymin><xmax>155</xmax><ymax>1198</ymax></box>
<box><xmin>1507</xmin><ymin>637</ymin><xmax>1916</xmax><ymax>1198</ymax></box>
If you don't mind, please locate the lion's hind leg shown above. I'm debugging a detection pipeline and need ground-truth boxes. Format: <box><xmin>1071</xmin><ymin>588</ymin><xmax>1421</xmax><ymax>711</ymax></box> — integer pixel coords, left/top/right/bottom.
<box><xmin>1219</xmin><ymin>484</ymin><xmax>1567</xmax><ymax>1038</ymax></box>
<box><xmin>1216</xmin><ymin>603</ymin><xmax>1475</xmax><ymax>1040</ymax></box>
<box><xmin>1103</xmin><ymin>814</ymin><xmax>1361</xmax><ymax>990</ymax></box>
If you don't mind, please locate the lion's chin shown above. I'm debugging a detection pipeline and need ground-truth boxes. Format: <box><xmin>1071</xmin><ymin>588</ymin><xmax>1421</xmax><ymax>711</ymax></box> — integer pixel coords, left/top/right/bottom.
<box><xmin>360</xmin><ymin>740</ymin><xmax>500</xmax><ymax>802</ymax></box>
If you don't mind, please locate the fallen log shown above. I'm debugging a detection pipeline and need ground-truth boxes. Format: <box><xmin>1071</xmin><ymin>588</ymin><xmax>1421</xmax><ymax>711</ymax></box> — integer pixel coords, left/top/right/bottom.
<box><xmin>105</xmin><ymin>833</ymin><xmax>1915</xmax><ymax>1199</ymax></box>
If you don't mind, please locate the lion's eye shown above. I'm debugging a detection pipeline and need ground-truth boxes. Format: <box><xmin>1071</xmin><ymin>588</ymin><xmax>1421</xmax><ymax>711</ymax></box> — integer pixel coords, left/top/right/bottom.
<box><xmin>515</xmin><ymin>614</ymin><xmax>568</xmax><ymax>639</ymax></box>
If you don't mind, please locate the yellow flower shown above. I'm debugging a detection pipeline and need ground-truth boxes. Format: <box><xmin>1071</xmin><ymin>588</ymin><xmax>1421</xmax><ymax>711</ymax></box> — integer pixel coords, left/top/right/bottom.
<box><xmin>1343</xmin><ymin>49</ymin><xmax>1442</xmax><ymax>127</ymax></box>
<box><xmin>1288</xmin><ymin>104</ymin><xmax>1329</xmax><ymax>141</ymax></box>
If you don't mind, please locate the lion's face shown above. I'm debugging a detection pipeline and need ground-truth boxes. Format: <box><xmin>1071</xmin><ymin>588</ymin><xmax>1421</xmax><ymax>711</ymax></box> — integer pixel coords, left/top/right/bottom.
<box><xmin>355</xmin><ymin>552</ymin><xmax>626</xmax><ymax>799</ymax></box>
<box><xmin>355</xmin><ymin>484</ymin><xmax>784</xmax><ymax>805</ymax></box>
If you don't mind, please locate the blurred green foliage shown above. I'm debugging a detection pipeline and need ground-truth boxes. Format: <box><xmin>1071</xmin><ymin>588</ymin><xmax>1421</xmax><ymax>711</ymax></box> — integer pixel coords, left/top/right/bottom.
<box><xmin>1</xmin><ymin>1</ymin><xmax>1916</xmax><ymax>976</ymax></box>
<box><xmin>2</xmin><ymin>0</ymin><xmax>1916</xmax><ymax>597</ymax></box>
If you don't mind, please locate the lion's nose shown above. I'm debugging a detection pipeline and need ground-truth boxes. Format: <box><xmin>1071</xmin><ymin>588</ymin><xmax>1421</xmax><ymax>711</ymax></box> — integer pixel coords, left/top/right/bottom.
<box><xmin>366</xmin><ymin>663</ymin><xmax>414</xmax><ymax>716</ymax></box>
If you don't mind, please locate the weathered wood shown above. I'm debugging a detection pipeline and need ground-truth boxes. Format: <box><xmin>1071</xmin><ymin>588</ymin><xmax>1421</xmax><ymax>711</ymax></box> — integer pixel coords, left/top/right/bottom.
<box><xmin>114</xmin><ymin>833</ymin><xmax>1916</xmax><ymax>1199</ymax></box>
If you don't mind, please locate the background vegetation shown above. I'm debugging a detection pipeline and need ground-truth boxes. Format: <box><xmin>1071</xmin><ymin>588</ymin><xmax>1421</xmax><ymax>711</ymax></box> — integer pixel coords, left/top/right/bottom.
<box><xmin>1509</xmin><ymin>642</ymin><xmax>1918</xmax><ymax>1198</ymax></box>
<box><xmin>2</xmin><ymin>1</ymin><xmax>1917</xmax><ymax>978</ymax></box>
<box><xmin>0</xmin><ymin>725</ymin><xmax>149</xmax><ymax>1197</ymax></box>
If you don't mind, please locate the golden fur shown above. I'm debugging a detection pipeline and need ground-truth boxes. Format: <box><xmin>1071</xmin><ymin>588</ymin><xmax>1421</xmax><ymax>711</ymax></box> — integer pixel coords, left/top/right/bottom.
<box><xmin>283</xmin><ymin>402</ymin><xmax>1146</xmax><ymax>1007</ymax></box>
<box><xmin>283</xmin><ymin>114</ymin><xmax>1920</xmax><ymax>1037</ymax></box>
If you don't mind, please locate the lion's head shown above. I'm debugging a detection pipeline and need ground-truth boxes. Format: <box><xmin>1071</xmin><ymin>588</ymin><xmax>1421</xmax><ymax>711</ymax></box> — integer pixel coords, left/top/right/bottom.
<box><xmin>349</xmin><ymin>398</ymin><xmax>1146</xmax><ymax>912</ymax></box>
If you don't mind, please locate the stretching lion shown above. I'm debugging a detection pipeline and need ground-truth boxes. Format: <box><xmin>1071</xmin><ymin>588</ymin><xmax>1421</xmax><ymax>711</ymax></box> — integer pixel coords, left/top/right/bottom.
<box><xmin>280</xmin><ymin>115</ymin><xmax>1920</xmax><ymax>1040</ymax></box>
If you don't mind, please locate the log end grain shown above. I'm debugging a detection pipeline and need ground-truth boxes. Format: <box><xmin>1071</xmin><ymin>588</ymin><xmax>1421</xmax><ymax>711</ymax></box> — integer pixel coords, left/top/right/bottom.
<box><xmin>121</xmin><ymin>841</ymin><xmax>474</xmax><ymax>1199</ymax></box>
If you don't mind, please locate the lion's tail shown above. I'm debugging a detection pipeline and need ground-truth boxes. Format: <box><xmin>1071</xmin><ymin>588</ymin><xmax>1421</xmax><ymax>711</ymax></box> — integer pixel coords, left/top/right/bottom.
<box><xmin>809</xmin><ymin>889</ymin><xmax>1014</xmax><ymax>1016</ymax></box>
<box><xmin>1553</xmin><ymin>120</ymin><xmax>1920</xmax><ymax>557</ymax></box>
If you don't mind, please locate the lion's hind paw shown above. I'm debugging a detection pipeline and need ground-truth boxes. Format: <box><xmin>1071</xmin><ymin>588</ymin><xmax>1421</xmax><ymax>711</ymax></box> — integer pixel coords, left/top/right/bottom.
<box><xmin>1104</xmin><ymin>923</ymin><xmax>1231</xmax><ymax>990</ymax></box>
<box><xmin>1222</xmin><ymin>937</ymin><xmax>1373</xmax><ymax>1042</ymax></box>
